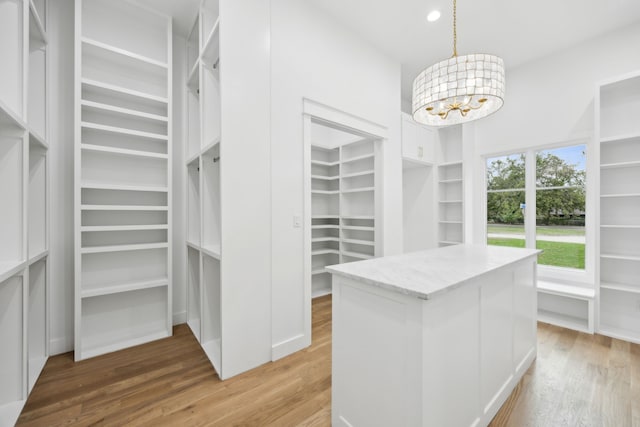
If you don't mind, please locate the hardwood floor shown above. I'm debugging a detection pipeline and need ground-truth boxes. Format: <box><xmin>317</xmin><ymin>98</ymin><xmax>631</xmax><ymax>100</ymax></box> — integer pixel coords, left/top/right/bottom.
<box><xmin>18</xmin><ymin>296</ymin><xmax>640</xmax><ymax>426</ymax></box>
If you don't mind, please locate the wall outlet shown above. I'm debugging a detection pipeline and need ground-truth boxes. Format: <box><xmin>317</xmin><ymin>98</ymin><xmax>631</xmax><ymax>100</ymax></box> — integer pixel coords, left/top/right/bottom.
<box><xmin>293</xmin><ymin>215</ymin><xmax>302</xmax><ymax>228</ymax></box>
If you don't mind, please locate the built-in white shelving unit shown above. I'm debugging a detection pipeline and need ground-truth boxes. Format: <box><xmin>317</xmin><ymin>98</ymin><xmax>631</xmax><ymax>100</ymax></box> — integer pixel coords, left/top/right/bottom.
<box><xmin>0</xmin><ymin>0</ymin><xmax>50</xmax><ymax>424</ymax></box>
<box><xmin>309</xmin><ymin>126</ymin><xmax>379</xmax><ymax>298</ymax></box>
<box><xmin>596</xmin><ymin>71</ymin><xmax>640</xmax><ymax>344</ymax></box>
<box><xmin>74</xmin><ymin>0</ymin><xmax>172</xmax><ymax>361</ymax></box>
<box><xmin>184</xmin><ymin>0</ymin><xmax>223</xmax><ymax>376</ymax></box>
<box><xmin>437</xmin><ymin>126</ymin><xmax>464</xmax><ymax>247</ymax></box>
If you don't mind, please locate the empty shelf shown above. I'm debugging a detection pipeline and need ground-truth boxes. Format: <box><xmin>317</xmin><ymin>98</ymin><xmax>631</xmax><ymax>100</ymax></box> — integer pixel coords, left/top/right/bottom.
<box><xmin>201</xmin><ymin>244</ymin><xmax>221</xmax><ymax>260</ymax></box>
<box><xmin>81</xmin><ymin>100</ymin><xmax>168</xmax><ymax>123</ymax></box>
<box><xmin>311</xmin><ymin>160</ymin><xmax>340</xmax><ymax>167</ymax></box>
<box><xmin>341</xmin><ymin>225</ymin><xmax>374</xmax><ymax>231</ymax></box>
<box><xmin>600</xmin><ymin>254</ymin><xmax>640</xmax><ymax>261</ymax></box>
<box><xmin>81</xmin><ymin>182</ymin><xmax>168</xmax><ymax>193</ymax></box>
<box><xmin>82</xmin><ymin>278</ymin><xmax>168</xmax><ymax>298</ymax></box>
<box><xmin>341</xmin><ymin>153</ymin><xmax>374</xmax><ymax>164</ymax></box>
<box><xmin>28</xmin><ymin>250</ymin><xmax>49</xmax><ymax>265</ymax></box>
<box><xmin>342</xmin><ymin>238</ymin><xmax>375</xmax><ymax>246</ymax></box>
<box><xmin>29</xmin><ymin>130</ymin><xmax>49</xmax><ymax>151</ymax></box>
<box><xmin>312</xmin><ymin>237</ymin><xmax>339</xmax><ymax>243</ymax></box>
<box><xmin>0</xmin><ymin>261</ymin><xmax>27</xmax><ymax>284</ymax></box>
<box><xmin>0</xmin><ymin>98</ymin><xmax>27</xmax><ymax>131</ymax></box>
<box><xmin>81</xmin><ymin>122</ymin><xmax>168</xmax><ymax>141</ymax></box>
<box><xmin>342</xmin><ymin>187</ymin><xmax>374</xmax><ymax>194</ymax></box>
<box><xmin>600</xmin><ymin>160</ymin><xmax>640</xmax><ymax>169</ymax></box>
<box><xmin>81</xmin><ymin>204</ymin><xmax>168</xmax><ymax>211</ymax></box>
<box><xmin>81</xmin><ymin>243</ymin><xmax>168</xmax><ymax>254</ymax></box>
<box><xmin>342</xmin><ymin>251</ymin><xmax>373</xmax><ymax>260</ymax></box>
<box><xmin>312</xmin><ymin>175</ymin><xmax>339</xmax><ymax>180</ymax></box>
<box><xmin>82</xmin><ymin>78</ymin><xmax>168</xmax><ymax>104</ymax></box>
<box><xmin>82</xmin><ymin>37</ymin><xmax>168</xmax><ymax>69</ymax></box>
<box><xmin>342</xmin><ymin>170</ymin><xmax>374</xmax><ymax>179</ymax></box>
<box><xmin>312</xmin><ymin>225</ymin><xmax>340</xmax><ymax>229</ymax></box>
<box><xmin>312</xmin><ymin>249</ymin><xmax>340</xmax><ymax>256</ymax></box>
<box><xmin>81</xmin><ymin>225</ymin><xmax>169</xmax><ymax>232</ymax></box>
<box><xmin>600</xmin><ymin>282</ymin><xmax>640</xmax><ymax>294</ymax></box>
<box><xmin>312</xmin><ymin>190</ymin><xmax>340</xmax><ymax>195</ymax></box>
<box><xmin>81</xmin><ymin>144</ymin><xmax>168</xmax><ymax>160</ymax></box>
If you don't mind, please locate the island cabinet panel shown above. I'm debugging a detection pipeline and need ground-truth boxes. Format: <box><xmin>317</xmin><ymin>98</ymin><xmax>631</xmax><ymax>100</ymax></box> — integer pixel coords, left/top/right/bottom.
<box><xmin>328</xmin><ymin>245</ymin><xmax>539</xmax><ymax>427</ymax></box>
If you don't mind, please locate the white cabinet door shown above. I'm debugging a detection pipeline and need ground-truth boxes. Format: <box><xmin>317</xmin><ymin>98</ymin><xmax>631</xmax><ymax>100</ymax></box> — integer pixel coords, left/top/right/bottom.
<box><xmin>402</xmin><ymin>113</ymin><xmax>435</xmax><ymax>164</ymax></box>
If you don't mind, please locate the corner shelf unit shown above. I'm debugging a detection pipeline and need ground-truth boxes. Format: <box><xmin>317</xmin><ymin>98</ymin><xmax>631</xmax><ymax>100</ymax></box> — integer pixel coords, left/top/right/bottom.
<box><xmin>310</xmin><ymin>136</ymin><xmax>379</xmax><ymax>298</ymax></box>
<box><xmin>436</xmin><ymin>126</ymin><xmax>464</xmax><ymax>247</ymax></box>
<box><xmin>596</xmin><ymin>71</ymin><xmax>640</xmax><ymax>344</ymax></box>
<box><xmin>184</xmin><ymin>0</ymin><xmax>223</xmax><ymax>378</ymax></box>
<box><xmin>74</xmin><ymin>0</ymin><xmax>173</xmax><ymax>361</ymax></box>
<box><xmin>0</xmin><ymin>0</ymin><xmax>50</xmax><ymax>424</ymax></box>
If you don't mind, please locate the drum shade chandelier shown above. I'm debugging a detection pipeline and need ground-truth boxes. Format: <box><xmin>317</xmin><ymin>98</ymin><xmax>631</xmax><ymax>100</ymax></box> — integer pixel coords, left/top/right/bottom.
<box><xmin>412</xmin><ymin>0</ymin><xmax>505</xmax><ymax>126</ymax></box>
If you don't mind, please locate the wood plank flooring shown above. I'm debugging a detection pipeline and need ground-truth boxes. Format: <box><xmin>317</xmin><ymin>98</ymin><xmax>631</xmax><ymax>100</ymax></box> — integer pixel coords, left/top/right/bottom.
<box><xmin>18</xmin><ymin>296</ymin><xmax>640</xmax><ymax>426</ymax></box>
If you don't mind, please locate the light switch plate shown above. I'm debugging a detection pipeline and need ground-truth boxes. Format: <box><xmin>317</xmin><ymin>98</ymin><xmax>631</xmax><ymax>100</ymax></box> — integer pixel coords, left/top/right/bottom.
<box><xmin>293</xmin><ymin>215</ymin><xmax>302</xmax><ymax>228</ymax></box>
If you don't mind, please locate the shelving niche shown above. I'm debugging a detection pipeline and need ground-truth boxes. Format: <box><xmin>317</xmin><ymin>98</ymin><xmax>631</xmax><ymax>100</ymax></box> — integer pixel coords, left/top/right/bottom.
<box><xmin>597</xmin><ymin>71</ymin><xmax>640</xmax><ymax>344</ymax></box>
<box><xmin>184</xmin><ymin>0</ymin><xmax>225</xmax><ymax>377</ymax></box>
<box><xmin>309</xmin><ymin>121</ymin><xmax>380</xmax><ymax>298</ymax></box>
<box><xmin>74</xmin><ymin>0</ymin><xmax>172</xmax><ymax>360</ymax></box>
<box><xmin>437</xmin><ymin>125</ymin><xmax>464</xmax><ymax>247</ymax></box>
<box><xmin>0</xmin><ymin>0</ymin><xmax>50</xmax><ymax>424</ymax></box>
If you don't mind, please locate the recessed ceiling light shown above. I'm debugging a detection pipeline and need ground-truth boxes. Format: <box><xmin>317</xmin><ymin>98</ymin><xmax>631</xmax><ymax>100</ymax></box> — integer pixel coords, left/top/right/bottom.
<box><xmin>427</xmin><ymin>10</ymin><xmax>441</xmax><ymax>22</ymax></box>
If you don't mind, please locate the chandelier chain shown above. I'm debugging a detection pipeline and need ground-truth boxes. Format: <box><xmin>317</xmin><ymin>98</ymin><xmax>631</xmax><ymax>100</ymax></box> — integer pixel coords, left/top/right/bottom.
<box><xmin>452</xmin><ymin>0</ymin><xmax>457</xmax><ymax>57</ymax></box>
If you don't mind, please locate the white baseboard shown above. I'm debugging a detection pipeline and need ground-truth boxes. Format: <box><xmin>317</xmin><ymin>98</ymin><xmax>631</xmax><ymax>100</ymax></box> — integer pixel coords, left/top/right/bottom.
<box><xmin>272</xmin><ymin>333</ymin><xmax>310</xmax><ymax>361</ymax></box>
<box><xmin>49</xmin><ymin>336</ymin><xmax>74</xmax><ymax>356</ymax></box>
<box><xmin>173</xmin><ymin>310</ymin><xmax>187</xmax><ymax>326</ymax></box>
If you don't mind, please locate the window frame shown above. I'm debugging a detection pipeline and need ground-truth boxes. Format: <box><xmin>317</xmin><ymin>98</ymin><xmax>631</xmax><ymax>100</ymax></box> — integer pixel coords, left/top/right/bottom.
<box><xmin>483</xmin><ymin>139</ymin><xmax>594</xmax><ymax>284</ymax></box>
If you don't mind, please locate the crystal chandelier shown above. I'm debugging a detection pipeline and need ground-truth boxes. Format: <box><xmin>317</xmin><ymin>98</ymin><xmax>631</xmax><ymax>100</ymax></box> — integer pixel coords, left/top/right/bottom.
<box><xmin>412</xmin><ymin>0</ymin><xmax>505</xmax><ymax>126</ymax></box>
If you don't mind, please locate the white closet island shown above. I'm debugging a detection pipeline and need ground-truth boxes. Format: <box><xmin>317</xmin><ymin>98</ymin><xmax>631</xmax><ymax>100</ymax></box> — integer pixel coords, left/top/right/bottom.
<box><xmin>327</xmin><ymin>244</ymin><xmax>540</xmax><ymax>427</ymax></box>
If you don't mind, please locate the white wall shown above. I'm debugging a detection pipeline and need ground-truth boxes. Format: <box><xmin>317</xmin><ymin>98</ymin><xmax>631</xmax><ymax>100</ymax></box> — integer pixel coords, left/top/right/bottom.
<box><xmin>468</xmin><ymin>23</ymin><xmax>640</xmax><ymax>281</ymax></box>
<box><xmin>49</xmin><ymin>0</ymin><xmax>74</xmax><ymax>355</ymax></box>
<box><xmin>270</xmin><ymin>0</ymin><xmax>402</xmax><ymax>356</ymax></box>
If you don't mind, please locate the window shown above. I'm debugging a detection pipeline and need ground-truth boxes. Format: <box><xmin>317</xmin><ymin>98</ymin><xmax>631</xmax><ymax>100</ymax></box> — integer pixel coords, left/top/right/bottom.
<box><xmin>486</xmin><ymin>144</ymin><xmax>586</xmax><ymax>270</ymax></box>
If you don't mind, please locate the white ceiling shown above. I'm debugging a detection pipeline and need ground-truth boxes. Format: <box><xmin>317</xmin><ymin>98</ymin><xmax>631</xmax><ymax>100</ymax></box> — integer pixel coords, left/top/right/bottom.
<box><xmin>307</xmin><ymin>0</ymin><xmax>640</xmax><ymax>103</ymax></box>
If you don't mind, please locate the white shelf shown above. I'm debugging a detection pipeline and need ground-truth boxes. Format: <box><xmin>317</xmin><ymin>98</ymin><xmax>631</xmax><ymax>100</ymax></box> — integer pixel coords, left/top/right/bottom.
<box><xmin>312</xmin><ymin>175</ymin><xmax>339</xmax><ymax>180</ymax></box>
<box><xmin>312</xmin><ymin>237</ymin><xmax>339</xmax><ymax>243</ymax></box>
<box><xmin>81</xmin><ymin>143</ymin><xmax>168</xmax><ymax>160</ymax></box>
<box><xmin>341</xmin><ymin>215</ymin><xmax>375</xmax><ymax>220</ymax></box>
<box><xmin>600</xmin><ymin>132</ymin><xmax>640</xmax><ymax>143</ymax></box>
<box><xmin>202</xmin><ymin>244</ymin><xmax>221</xmax><ymax>260</ymax></box>
<box><xmin>600</xmin><ymin>254</ymin><xmax>640</xmax><ymax>262</ymax></box>
<box><xmin>81</xmin><ymin>78</ymin><xmax>168</xmax><ymax>105</ymax></box>
<box><xmin>600</xmin><ymin>193</ymin><xmax>640</xmax><ymax>198</ymax></box>
<box><xmin>439</xmin><ymin>161</ymin><xmax>463</xmax><ymax>168</ymax></box>
<box><xmin>439</xmin><ymin>179</ymin><xmax>463</xmax><ymax>184</ymax></box>
<box><xmin>537</xmin><ymin>280</ymin><xmax>595</xmax><ymax>299</ymax></box>
<box><xmin>439</xmin><ymin>200</ymin><xmax>463</xmax><ymax>204</ymax></box>
<box><xmin>600</xmin><ymin>282</ymin><xmax>640</xmax><ymax>294</ymax></box>
<box><xmin>341</xmin><ymin>187</ymin><xmax>374</xmax><ymax>194</ymax></box>
<box><xmin>597</xmin><ymin>326</ymin><xmax>640</xmax><ymax>345</ymax></box>
<box><xmin>81</xmin><ymin>242</ymin><xmax>168</xmax><ymax>254</ymax></box>
<box><xmin>81</xmin><ymin>182</ymin><xmax>168</xmax><ymax>193</ymax></box>
<box><xmin>342</xmin><ymin>238</ymin><xmax>375</xmax><ymax>246</ymax></box>
<box><xmin>439</xmin><ymin>221</ymin><xmax>463</xmax><ymax>224</ymax></box>
<box><xmin>28</xmin><ymin>250</ymin><xmax>49</xmax><ymax>266</ymax></box>
<box><xmin>342</xmin><ymin>251</ymin><xmax>373</xmax><ymax>260</ymax></box>
<box><xmin>312</xmin><ymin>215</ymin><xmax>340</xmax><ymax>219</ymax></box>
<box><xmin>81</xmin><ymin>278</ymin><xmax>168</xmax><ymax>299</ymax></box>
<box><xmin>311</xmin><ymin>159</ymin><xmax>340</xmax><ymax>167</ymax></box>
<box><xmin>29</xmin><ymin>0</ymin><xmax>48</xmax><ymax>48</ymax></box>
<box><xmin>341</xmin><ymin>153</ymin><xmax>374</xmax><ymax>164</ymax></box>
<box><xmin>82</xmin><ymin>37</ymin><xmax>168</xmax><ymax>69</ymax></box>
<box><xmin>0</xmin><ymin>97</ymin><xmax>27</xmax><ymax>130</ymax></box>
<box><xmin>201</xmin><ymin>17</ymin><xmax>220</xmax><ymax>60</ymax></box>
<box><xmin>186</xmin><ymin>240</ymin><xmax>200</xmax><ymax>251</ymax></box>
<box><xmin>600</xmin><ymin>160</ymin><xmax>640</xmax><ymax>169</ymax></box>
<box><xmin>0</xmin><ymin>261</ymin><xmax>27</xmax><ymax>284</ymax></box>
<box><xmin>312</xmin><ymin>288</ymin><xmax>332</xmax><ymax>298</ymax></box>
<box><xmin>341</xmin><ymin>225</ymin><xmax>374</xmax><ymax>231</ymax></box>
<box><xmin>312</xmin><ymin>190</ymin><xmax>339</xmax><ymax>195</ymax></box>
<box><xmin>312</xmin><ymin>269</ymin><xmax>328</xmax><ymax>275</ymax></box>
<box><xmin>312</xmin><ymin>225</ymin><xmax>339</xmax><ymax>229</ymax></box>
<box><xmin>81</xmin><ymin>204</ymin><xmax>168</xmax><ymax>211</ymax></box>
<box><xmin>81</xmin><ymin>225</ymin><xmax>168</xmax><ymax>232</ymax></box>
<box><xmin>312</xmin><ymin>249</ymin><xmax>340</xmax><ymax>256</ymax></box>
<box><xmin>439</xmin><ymin>240</ymin><xmax>462</xmax><ymax>245</ymax></box>
<box><xmin>342</xmin><ymin>170</ymin><xmax>374</xmax><ymax>179</ymax></box>
<box><xmin>81</xmin><ymin>100</ymin><xmax>168</xmax><ymax>124</ymax></box>
<box><xmin>537</xmin><ymin>310</ymin><xmax>590</xmax><ymax>334</ymax></box>
<box><xmin>201</xmin><ymin>138</ymin><xmax>221</xmax><ymax>156</ymax></box>
<box><xmin>600</xmin><ymin>224</ymin><xmax>640</xmax><ymax>229</ymax></box>
<box><xmin>29</xmin><ymin>130</ymin><xmax>49</xmax><ymax>151</ymax></box>
<box><xmin>81</xmin><ymin>121</ymin><xmax>168</xmax><ymax>142</ymax></box>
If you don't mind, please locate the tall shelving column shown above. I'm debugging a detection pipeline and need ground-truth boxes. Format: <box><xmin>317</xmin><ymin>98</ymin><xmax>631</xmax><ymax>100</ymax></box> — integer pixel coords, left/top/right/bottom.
<box><xmin>340</xmin><ymin>139</ymin><xmax>377</xmax><ymax>262</ymax></box>
<box><xmin>74</xmin><ymin>0</ymin><xmax>173</xmax><ymax>360</ymax></box>
<box><xmin>185</xmin><ymin>0</ymin><xmax>223</xmax><ymax>374</ymax></box>
<box><xmin>437</xmin><ymin>126</ymin><xmax>464</xmax><ymax>247</ymax></box>
<box><xmin>596</xmin><ymin>71</ymin><xmax>640</xmax><ymax>344</ymax></box>
<box><xmin>310</xmin><ymin>145</ymin><xmax>340</xmax><ymax>297</ymax></box>
<box><xmin>0</xmin><ymin>0</ymin><xmax>50</xmax><ymax>424</ymax></box>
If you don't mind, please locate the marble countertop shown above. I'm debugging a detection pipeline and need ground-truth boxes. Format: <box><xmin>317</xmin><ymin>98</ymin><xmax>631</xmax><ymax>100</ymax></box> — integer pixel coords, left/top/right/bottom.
<box><xmin>325</xmin><ymin>244</ymin><xmax>541</xmax><ymax>300</ymax></box>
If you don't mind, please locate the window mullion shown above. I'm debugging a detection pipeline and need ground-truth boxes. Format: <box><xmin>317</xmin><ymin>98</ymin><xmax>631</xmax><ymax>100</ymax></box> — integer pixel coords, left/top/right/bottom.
<box><xmin>525</xmin><ymin>149</ymin><xmax>537</xmax><ymax>249</ymax></box>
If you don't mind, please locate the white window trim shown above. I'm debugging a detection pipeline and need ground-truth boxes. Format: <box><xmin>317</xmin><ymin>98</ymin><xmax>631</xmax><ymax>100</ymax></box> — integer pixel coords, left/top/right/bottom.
<box><xmin>482</xmin><ymin>139</ymin><xmax>594</xmax><ymax>285</ymax></box>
